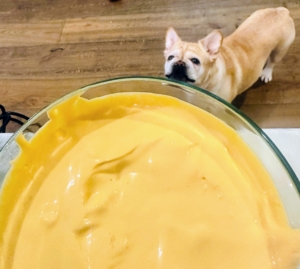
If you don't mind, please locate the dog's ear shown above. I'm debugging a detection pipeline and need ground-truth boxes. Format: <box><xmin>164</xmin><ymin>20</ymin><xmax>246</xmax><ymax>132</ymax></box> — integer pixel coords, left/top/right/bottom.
<box><xmin>165</xmin><ymin>27</ymin><xmax>181</xmax><ymax>50</ymax></box>
<box><xmin>199</xmin><ymin>30</ymin><xmax>223</xmax><ymax>60</ymax></box>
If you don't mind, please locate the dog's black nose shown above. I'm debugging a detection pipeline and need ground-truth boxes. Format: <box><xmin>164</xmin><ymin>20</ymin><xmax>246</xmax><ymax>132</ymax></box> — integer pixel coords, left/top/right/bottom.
<box><xmin>170</xmin><ymin>60</ymin><xmax>187</xmax><ymax>81</ymax></box>
<box><xmin>166</xmin><ymin>60</ymin><xmax>195</xmax><ymax>83</ymax></box>
<box><xmin>174</xmin><ymin>60</ymin><xmax>186</xmax><ymax>68</ymax></box>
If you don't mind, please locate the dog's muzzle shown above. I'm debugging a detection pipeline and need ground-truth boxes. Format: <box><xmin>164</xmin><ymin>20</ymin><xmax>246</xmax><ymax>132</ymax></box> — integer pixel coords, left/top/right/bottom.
<box><xmin>166</xmin><ymin>60</ymin><xmax>195</xmax><ymax>83</ymax></box>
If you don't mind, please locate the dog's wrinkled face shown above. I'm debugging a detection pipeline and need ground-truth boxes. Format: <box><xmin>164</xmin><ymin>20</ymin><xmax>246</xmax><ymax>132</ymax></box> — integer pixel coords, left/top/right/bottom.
<box><xmin>164</xmin><ymin>28</ymin><xmax>223</xmax><ymax>85</ymax></box>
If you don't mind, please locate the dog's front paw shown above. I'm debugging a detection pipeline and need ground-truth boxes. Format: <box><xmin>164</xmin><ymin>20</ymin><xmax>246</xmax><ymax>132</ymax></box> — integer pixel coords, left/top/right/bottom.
<box><xmin>260</xmin><ymin>67</ymin><xmax>273</xmax><ymax>83</ymax></box>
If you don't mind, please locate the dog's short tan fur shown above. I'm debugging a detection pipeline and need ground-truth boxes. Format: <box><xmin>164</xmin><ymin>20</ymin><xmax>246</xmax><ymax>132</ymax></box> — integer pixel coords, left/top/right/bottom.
<box><xmin>164</xmin><ymin>7</ymin><xmax>295</xmax><ymax>102</ymax></box>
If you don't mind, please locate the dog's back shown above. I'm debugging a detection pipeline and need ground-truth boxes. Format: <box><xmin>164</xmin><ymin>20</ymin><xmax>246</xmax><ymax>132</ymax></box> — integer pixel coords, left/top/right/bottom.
<box><xmin>221</xmin><ymin>7</ymin><xmax>295</xmax><ymax>97</ymax></box>
<box><xmin>228</xmin><ymin>7</ymin><xmax>295</xmax><ymax>56</ymax></box>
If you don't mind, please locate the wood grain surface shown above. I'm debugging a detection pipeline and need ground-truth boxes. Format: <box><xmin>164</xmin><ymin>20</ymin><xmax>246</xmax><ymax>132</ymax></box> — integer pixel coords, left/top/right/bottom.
<box><xmin>1</xmin><ymin>0</ymin><xmax>300</xmax><ymax>132</ymax></box>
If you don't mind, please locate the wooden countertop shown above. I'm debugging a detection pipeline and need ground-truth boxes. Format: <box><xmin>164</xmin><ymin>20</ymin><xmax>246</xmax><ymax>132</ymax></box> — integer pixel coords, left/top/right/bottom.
<box><xmin>1</xmin><ymin>0</ymin><xmax>300</xmax><ymax>131</ymax></box>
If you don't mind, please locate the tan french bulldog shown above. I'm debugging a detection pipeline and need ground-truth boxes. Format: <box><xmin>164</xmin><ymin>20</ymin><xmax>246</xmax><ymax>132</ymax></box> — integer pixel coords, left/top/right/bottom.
<box><xmin>164</xmin><ymin>7</ymin><xmax>295</xmax><ymax>102</ymax></box>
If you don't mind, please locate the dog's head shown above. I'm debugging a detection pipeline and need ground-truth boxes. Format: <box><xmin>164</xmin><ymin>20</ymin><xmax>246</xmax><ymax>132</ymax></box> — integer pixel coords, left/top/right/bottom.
<box><xmin>164</xmin><ymin>27</ymin><xmax>223</xmax><ymax>85</ymax></box>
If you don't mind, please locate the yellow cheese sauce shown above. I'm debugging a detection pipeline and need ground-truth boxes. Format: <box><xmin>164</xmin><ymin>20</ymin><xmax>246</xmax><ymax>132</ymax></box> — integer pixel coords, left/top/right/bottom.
<box><xmin>0</xmin><ymin>92</ymin><xmax>300</xmax><ymax>269</ymax></box>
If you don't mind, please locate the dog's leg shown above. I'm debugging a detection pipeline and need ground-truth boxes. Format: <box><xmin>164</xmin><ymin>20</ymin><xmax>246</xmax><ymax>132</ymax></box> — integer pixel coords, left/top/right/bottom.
<box><xmin>261</xmin><ymin>57</ymin><xmax>275</xmax><ymax>83</ymax></box>
<box><xmin>261</xmin><ymin>36</ymin><xmax>294</xmax><ymax>83</ymax></box>
<box><xmin>260</xmin><ymin>8</ymin><xmax>295</xmax><ymax>84</ymax></box>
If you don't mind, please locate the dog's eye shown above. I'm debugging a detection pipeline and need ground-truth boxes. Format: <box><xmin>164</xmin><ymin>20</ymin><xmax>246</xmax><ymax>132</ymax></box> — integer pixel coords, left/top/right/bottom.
<box><xmin>190</xmin><ymin>58</ymin><xmax>200</xmax><ymax>65</ymax></box>
<box><xmin>168</xmin><ymin>55</ymin><xmax>174</xmax><ymax>61</ymax></box>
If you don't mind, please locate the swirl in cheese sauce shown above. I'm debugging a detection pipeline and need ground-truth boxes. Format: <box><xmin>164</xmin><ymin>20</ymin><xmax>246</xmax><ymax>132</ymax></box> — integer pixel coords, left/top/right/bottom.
<box><xmin>0</xmin><ymin>92</ymin><xmax>300</xmax><ymax>269</ymax></box>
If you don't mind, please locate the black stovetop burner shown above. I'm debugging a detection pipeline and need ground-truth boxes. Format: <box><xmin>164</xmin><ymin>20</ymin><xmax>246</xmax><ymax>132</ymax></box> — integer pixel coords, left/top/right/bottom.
<box><xmin>0</xmin><ymin>105</ymin><xmax>29</xmax><ymax>133</ymax></box>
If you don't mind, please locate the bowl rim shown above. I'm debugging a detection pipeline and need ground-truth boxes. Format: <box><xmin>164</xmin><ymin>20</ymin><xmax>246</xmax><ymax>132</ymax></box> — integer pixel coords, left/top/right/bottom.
<box><xmin>1</xmin><ymin>75</ymin><xmax>299</xmax><ymax>193</ymax></box>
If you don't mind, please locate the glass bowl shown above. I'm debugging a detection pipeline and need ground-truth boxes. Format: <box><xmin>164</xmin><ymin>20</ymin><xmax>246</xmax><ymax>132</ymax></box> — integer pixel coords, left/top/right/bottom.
<box><xmin>0</xmin><ymin>76</ymin><xmax>300</xmax><ymax>231</ymax></box>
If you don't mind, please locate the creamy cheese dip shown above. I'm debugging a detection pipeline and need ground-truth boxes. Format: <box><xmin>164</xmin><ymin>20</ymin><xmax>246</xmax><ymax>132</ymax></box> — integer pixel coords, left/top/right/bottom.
<box><xmin>0</xmin><ymin>92</ymin><xmax>300</xmax><ymax>269</ymax></box>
